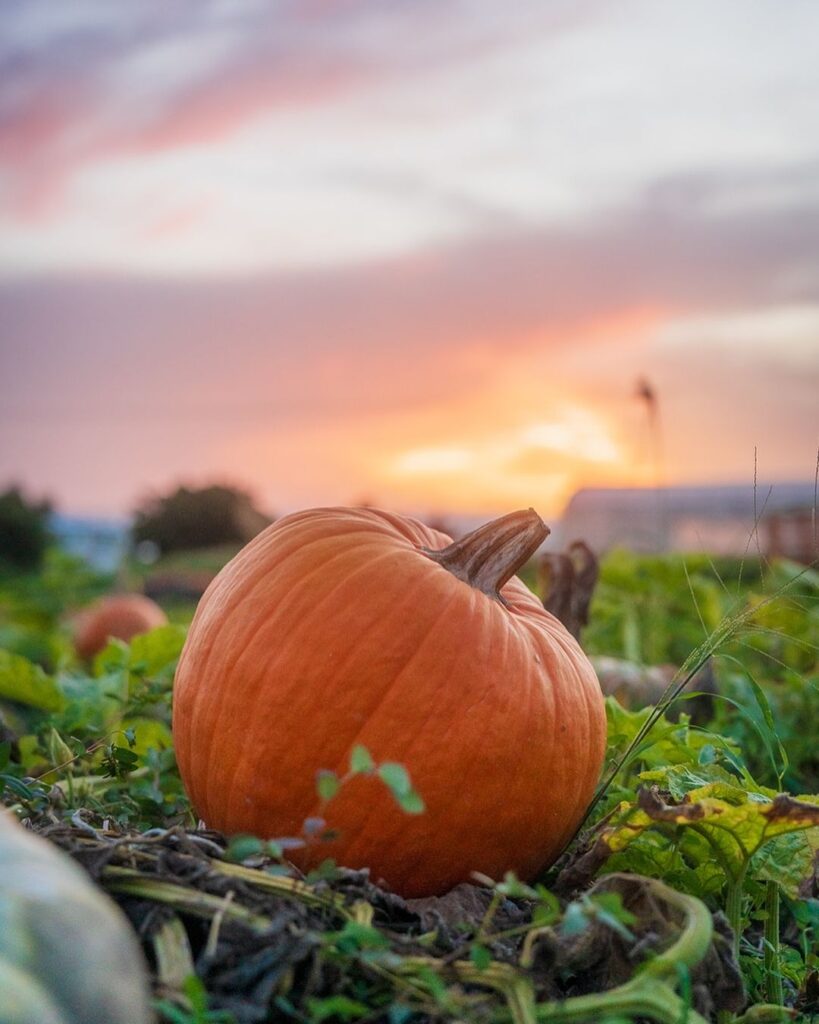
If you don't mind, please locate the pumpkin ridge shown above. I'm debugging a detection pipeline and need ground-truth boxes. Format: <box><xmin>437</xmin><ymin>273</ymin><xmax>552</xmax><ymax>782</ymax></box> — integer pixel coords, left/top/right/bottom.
<box><xmin>196</xmin><ymin>540</ymin><xmax>442</xmax><ymax>827</ymax></box>
<box><xmin>539</xmin><ymin>644</ymin><xmax>604</xmax><ymax>857</ymax></box>
<box><xmin>213</xmin><ymin>548</ymin><xmax>442</xmax><ymax>831</ymax></box>
<box><xmin>301</xmin><ymin>583</ymin><xmax>467</xmax><ymax>837</ymax></box>
<box><xmin>192</xmin><ymin>539</ymin><xmax>413</xmax><ymax>821</ymax></box>
<box><xmin>333</xmin><ymin>590</ymin><xmax>498</xmax><ymax>876</ymax></box>
<box><xmin>178</xmin><ymin>526</ymin><xmax>387</xmax><ymax>771</ymax></box>
<box><xmin>275</xmin><ymin>564</ymin><xmax>460</xmax><ymax>835</ymax></box>
<box><xmin>330</xmin><ymin>589</ymin><xmax>557</xmax><ymax>886</ymax></box>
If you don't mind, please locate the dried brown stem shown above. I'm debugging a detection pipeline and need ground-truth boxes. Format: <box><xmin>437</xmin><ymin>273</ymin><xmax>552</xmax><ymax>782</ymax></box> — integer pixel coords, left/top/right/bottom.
<box><xmin>423</xmin><ymin>509</ymin><xmax>549</xmax><ymax>601</ymax></box>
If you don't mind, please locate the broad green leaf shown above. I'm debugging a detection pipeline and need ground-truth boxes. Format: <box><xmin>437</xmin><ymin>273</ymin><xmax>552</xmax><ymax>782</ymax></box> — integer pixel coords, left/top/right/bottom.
<box><xmin>639</xmin><ymin>762</ymin><xmax>749</xmax><ymax>801</ymax></box>
<box><xmin>119</xmin><ymin>716</ymin><xmax>173</xmax><ymax>756</ymax></box>
<box><xmin>0</xmin><ymin>650</ymin><xmax>65</xmax><ymax>712</ymax></box>
<box><xmin>127</xmin><ymin>625</ymin><xmax>187</xmax><ymax>675</ymax></box>
<box><xmin>92</xmin><ymin>625</ymin><xmax>186</xmax><ymax>680</ymax></box>
<box><xmin>750</xmin><ymin>828</ymin><xmax>819</xmax><ymax>897</ymax></box>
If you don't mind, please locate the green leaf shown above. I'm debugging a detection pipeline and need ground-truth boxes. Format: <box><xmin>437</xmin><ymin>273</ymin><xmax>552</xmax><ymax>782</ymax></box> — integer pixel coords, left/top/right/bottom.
<box><xmin>0</xmin><ymin>741</ymin><xmax>11</xmax><ymax>770</ymax></box>
<box><xmin>378</xmin><ymin>762</ymin><xmax>412</xmax><ymax>797</ymax></box>
<box><xmin>151</xmin><ymin>999</ymin><xmax>193</xmax><ymax>1024</ymax></box>
<box><xmin>45</xmin><ymin>727</ymin><xmax>75</xmax><ymax>769</ymax></box>
<box><xmin>181</xmin><ymin>974</ymin><xmax>208</xmax><ymax>1015</ymax></box>
<box><xmin>307</xmin><ymin>996</ymin><xmax>369</xmax><ymax>1023</ymax></box>
<box><xmin>226</xmin><ymin>835</ymin><xmax>265</xmax><ymax>861</ymax></box>
<box><xmin>560</xmin><ymin>901</ymin><xmax>590</xmax><ymax>937</ymax></box>
<box><xmin>126</xmin><ymin>625</ymin><xmax>187</xmax><ymax>675</ymax></box>
<box><xmin>751</xmin><ymin>828</ymin><xmax>819</xmax><ymax>898</ymax></box>
<box><xmin>397</xmin><ymin>789</ymin><xmax>426</xmax><ymax>815</ymax></box>
<box><xmin>316</xmin><ymin>769</ymin><xmax>340</xmax><ymax>801</ymax></box>
<box><xmin>532</xmin><ymin>895</ymin><xmax>561</xmax><ymax>927</ymax></box>
<box><xmin>601</xmin><ymin>784</ymin><xmax>819</xmax><ymax>896</ymax></box>
<box><xmin>470</xmin><ymin>943</ymin><xmax>492</xmax><ymax>970</ymax></box>
<box><xmin>590</xmin><ymin>892</ymin><xmax>636</xmax><ymax>941</ymax></box>
<box><xmin>349</xmin><ymin>744</ymin><xmax>374</xmax><ymax>774</ymax></box>
<box><xmin>306</xmin><ymin>858</ymin><xmax>339</xmax><ymax>884</ymax></box>
<box><xmin>101</xmin><ymin>742</ymin><xmax>139</xmax><ymax>778</ymax></box>
<box><xmin>0</xmin><ymin>650</ymin><xmax>65</xmax><ymax>712</ymax></box>
<box><xmin>327</xmin><ymin>920</ymin><xmax>390</xmax><ymax>954</ymax></box>
<box><xmin>119</xmin><ymin>717</ymin><xmax>173</xmax><ymax>756</ymax></box>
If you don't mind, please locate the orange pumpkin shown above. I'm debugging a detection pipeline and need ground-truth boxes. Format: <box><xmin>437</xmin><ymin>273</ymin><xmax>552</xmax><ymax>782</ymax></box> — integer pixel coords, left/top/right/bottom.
<box><xmin>75</xmin><ymin>594</ymin><xmax>168</xmax><ymax>659</ymax></box>
<box><xmin>173</xmin><ymin>507</ymin><xmax>606</xmax><ymax>896</ymax></box>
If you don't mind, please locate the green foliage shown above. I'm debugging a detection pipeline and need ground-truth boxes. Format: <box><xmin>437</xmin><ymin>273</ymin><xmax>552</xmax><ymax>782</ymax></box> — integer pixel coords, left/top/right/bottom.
<box><xmin>560</xmin><ymin>890</ymin><xmax>637</xmax><ymax>941</ymax></box>
<box><xmin>0</xmin><ymin>486</ymin><xmax>52</xmax><ymax>572</ymax></box>
<box><xmin>585</xmin><ymin>549</ymin><xmax>819</xmax><ymax>792</ymax></box>
<box><xmin>313</xmin><ymin>746</ymin><xmax>427</xmax><ymax>823</ymax></box>
<box><xmin>1</xmin><ymin>545</ymin><xmax>818</xmax><ymax>1020</ymax></box>
<box><xmin>154</xmin><ymin>975</ymin><xmax>238</xmax><ymax>1024</ymax></box>
<box><xmin>377</xmin><ymin>761</ymin><xmax>426</xmax><ymax>813</ymax></box>
<box><xmin>0</xmin><ymin>599</ymin><xmax>189</xmax><ymax>828</ymax></box>
<box><xmin>0</xmin><ymin>649</ymin><xmax>66</xmax><ymax>711</ymax></box>
<box><xmin>0</xmin><ymin>548</ymin><xmax>110</xmax><ymax>668</ymax></box>
<box><xmin>132</xmin><ymin>484</ymin><xmax>271</xmax><ymax>555</ymax></box>
<box><xmin>583</xmin><ymin>549</ymin><xmax>751</xmax><ymax>666</ymax></box>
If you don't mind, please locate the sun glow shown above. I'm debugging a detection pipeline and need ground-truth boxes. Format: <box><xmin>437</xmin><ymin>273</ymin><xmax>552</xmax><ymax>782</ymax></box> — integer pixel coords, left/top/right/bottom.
<box><xmin>383</xmin><ymin>405</ymin><xmax>626</xmax><ymax>511</ymax></box>
<box><xmin>205</xmin><ymin>310</ymin><xmax>667</xmax><ymax>518</ymax></box>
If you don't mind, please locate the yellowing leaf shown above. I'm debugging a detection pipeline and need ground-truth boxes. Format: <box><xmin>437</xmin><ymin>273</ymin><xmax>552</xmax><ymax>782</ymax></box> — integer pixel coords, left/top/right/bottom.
<box><xmin>119</xmin><ymin>717</ymin><xmax>173</xmax><ymax>757</ymax></box>
<box><xmin>0</xmin><ymin>650</ymin><xmax>65</xmax><ymax>712</ymax></box>
<box><xmin>601</xmin><ymin>784</ymin><xmax>819</xmax><ymax>895</ymax></box>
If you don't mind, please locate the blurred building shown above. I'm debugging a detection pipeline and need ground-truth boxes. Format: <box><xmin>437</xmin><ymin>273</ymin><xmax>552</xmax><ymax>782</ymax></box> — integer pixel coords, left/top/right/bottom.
<box><xmin>763</xmin><ymin>507</ymin><xmax>818</xmax><ymax>564</ymax></box>
<box><xmin>561</xmin><ymin>483</ymin><xmax>817</xmax><ymax>557</ymax></box>
<box><xmin>51</xmin><ymin>515</ymin><xmax>129</xmax><ymax>572</ymax></box>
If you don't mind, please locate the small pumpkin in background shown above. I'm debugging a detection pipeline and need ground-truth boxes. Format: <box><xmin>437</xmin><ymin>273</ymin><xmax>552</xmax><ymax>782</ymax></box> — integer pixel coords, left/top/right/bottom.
<box><xmin>174</xmin><ymin>506</ymin><xmax>606</xmax><ymax>897</ymax></box>
<box><xmin>0</xmin><ymin>810</ymin><xmax>152</xmax><ymax>1024</ymax></box>
<box><xmin>74</xmin><ymin>594</ymin><xmax>167</xmax><ymax>659</ymax></box>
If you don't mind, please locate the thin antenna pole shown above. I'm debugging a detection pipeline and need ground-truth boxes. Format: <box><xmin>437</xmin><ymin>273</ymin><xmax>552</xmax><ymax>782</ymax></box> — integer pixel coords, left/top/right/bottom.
<box><xmin>635</xmin><ymin>377</ymin><xmax>668</xmax><ymax>550</ymax></box>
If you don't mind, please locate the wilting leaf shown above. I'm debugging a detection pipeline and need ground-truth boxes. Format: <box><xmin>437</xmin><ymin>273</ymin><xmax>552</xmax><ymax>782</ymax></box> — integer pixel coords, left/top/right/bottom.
<box><xmin>601</xmin><ymin>784</ymin><xmax>819</xmax><ymax>896</ymax></box>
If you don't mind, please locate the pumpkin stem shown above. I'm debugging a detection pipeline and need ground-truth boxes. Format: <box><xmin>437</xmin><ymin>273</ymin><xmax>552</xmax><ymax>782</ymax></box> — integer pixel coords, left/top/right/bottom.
<box><xmin>423</xmin><ymin>509</ymin><xmax>549</xmax><ymax>601</ymax></box>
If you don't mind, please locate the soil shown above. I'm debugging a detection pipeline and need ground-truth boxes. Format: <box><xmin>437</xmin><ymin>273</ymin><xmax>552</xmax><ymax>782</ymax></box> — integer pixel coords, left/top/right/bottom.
<box><xmin>22</xmin><ymin>815</ymin><xmax>747</xmax><ymax>1023</ymax></box>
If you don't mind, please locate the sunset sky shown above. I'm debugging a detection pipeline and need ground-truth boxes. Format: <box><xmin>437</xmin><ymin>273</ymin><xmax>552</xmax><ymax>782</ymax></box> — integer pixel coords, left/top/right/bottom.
<box><xmin>1</xmin><ymin>1</ymin><xmax>818</xmax><ymax>520</ymax></box>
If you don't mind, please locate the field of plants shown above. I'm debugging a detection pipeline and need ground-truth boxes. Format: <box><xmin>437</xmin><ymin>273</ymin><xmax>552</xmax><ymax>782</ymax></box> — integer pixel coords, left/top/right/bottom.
<box><xmin>1</xmin><ymin>533</ymin><xmax>818</xmax><ymax>1024</ymax></box>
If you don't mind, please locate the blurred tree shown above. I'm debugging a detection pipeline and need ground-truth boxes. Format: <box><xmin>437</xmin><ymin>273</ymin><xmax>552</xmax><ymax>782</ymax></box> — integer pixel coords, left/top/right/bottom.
<box><xmin>0</xmin><ymin>486</ymin><xmax>53</xmax><ymax>572</ymax></box>
<box><xmin>132</xmin><ymin>485</ymin><xmax>272</xmax><ymax>555</ymax></box>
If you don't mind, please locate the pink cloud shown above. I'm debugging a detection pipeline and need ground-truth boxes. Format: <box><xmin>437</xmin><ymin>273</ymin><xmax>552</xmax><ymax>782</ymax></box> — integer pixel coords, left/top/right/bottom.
<box><xmin>0</xmin><ymin>1</ymin><xmax>605</xmax><ymax>221</ymax></box>
<box><xmin>0</xmin><ymin>53</ymin><xmax>375</xmax><ymax>221</ymax></box>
